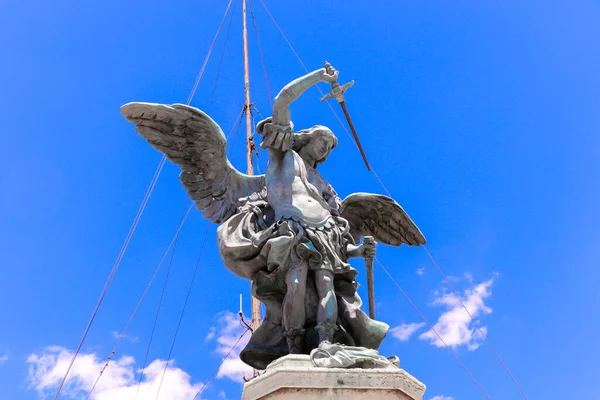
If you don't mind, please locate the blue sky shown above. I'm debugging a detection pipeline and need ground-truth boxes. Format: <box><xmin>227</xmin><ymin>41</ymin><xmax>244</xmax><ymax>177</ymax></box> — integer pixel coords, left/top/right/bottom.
<box><xmin>1</xmin><ymin>0</ymin><xmax>600</xmax><ymax>399</ymax></box>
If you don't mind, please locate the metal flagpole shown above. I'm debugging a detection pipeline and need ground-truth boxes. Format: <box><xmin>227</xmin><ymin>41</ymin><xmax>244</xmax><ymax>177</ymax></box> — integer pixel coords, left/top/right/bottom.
<box><xmin>242</xmin><ymin>0</ymin><xmax>262</xmax><ymax>334</ymax></box>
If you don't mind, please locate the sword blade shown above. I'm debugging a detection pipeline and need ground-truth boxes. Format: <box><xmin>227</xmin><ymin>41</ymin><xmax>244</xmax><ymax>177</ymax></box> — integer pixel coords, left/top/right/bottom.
<box><xmin>365</xmin><ymin>257</ymin><xmax>375</xmax><ymax>319</ymax></box>
<box><xmin>339</xmin><ymin>101</ymin><xmax>371</xmax><ymax>171</ymax></box>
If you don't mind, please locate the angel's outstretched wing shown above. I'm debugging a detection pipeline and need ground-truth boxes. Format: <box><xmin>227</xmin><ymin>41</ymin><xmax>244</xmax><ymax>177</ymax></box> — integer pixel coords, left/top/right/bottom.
<box><xmin>340</xmin><ymin>193</ymin><xmax>426</xmax><ymax>246</ymax></box>
<box><xmin>121</xmin><ymin>102</ymin><xmax>266</xmax><ymax>224</ymax></box>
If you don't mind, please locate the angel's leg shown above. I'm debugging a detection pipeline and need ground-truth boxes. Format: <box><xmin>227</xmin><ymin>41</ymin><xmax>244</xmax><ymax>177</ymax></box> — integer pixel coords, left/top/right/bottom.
<box><xmin>283</xmin><ymin>261</ymin><xmax>308</xmax><ymax>354</ymax></box>
<box><xmin>315</xmin><ymin>269</ymin><xmax>338</xmax><ymax>343</ymax></box>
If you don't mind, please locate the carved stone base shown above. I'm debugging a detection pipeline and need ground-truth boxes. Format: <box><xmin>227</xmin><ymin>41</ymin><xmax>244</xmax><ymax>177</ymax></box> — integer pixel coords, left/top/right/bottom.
<box><xmin>241</xmin><ymin>354</ymin><xmax>426</xmax><ymax>400</ymax></box>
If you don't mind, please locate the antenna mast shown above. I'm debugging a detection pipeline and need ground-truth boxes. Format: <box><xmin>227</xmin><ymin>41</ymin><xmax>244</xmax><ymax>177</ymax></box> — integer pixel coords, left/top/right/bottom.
<box><xmin>242</xmin><ymin>0</ymin><xmax>261</xmax><ymax>332</ymax></box>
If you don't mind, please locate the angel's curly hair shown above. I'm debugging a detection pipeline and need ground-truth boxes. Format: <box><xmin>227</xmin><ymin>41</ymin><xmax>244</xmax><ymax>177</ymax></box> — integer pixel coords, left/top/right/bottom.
<box><xmin>291</xmin><ymin>125</ymin><xmax>338</xmax><ymax>153</ymax></box>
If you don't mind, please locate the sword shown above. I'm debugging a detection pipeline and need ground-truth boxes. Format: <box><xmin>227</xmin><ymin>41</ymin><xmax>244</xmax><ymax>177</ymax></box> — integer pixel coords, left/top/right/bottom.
<box><xmin>320</xmin><ymin>61</ymin><xmax>371</xmax><ymax>171</ymax></box>
<box><xmin>363</xmin><ymin>236</ymin><xmax>376</xmax><ymax>319</ymax></box>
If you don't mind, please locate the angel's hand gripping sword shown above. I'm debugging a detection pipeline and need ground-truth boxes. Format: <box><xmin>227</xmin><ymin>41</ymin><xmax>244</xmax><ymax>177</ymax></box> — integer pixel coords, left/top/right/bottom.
<box><xmin>320</xmin><ymin>61</ymin><xmax>371</xmax><ymax>171</ymax></box>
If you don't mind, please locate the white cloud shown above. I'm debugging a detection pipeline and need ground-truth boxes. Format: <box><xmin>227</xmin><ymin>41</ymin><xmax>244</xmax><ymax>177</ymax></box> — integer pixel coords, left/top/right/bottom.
<box><xmin>419</xmin><ymin>277</ymin><xmax>494</xmax><ymax>350</ymax></box>
<box><xmin>205</xmin><ymin>311</ymin><xmax>253</xmax><ymax>383</ymax></box>
<box><xmin>205</xmin><ymin>326</ymin><xmax>216</xmax><ymax>342</ymax></box>
<box><xmin>26</xmin><ymin>346</ymin><xmax>202</xmax><ymax>400</ymax></box>
<box><xmin>0</xmin><ymin>351</ymin><xmax>9</xmax><ymax>366</ymax></box>
<box><xmin>389</xmin><ymin>323</ymin><xmax>426</xmax><ymax>341</ymax></box>
<box><xmin>447</xmin><ymin>272</ymin><xmax>474</xmax><ymax>284</ymax></box>
<box><xmin>430</xmin><ymin>396</ymin><xmax>454</xmax><ymax>400</ymax></box>
<box><xmin>111</xmin><ymin>331</ymin><xmax>139</xmax><ymax>344</ymax></box>
<box><xmin>416</xmin><ymin>267</ymin><xmax>425</xmax><ymax>276</ymax></box>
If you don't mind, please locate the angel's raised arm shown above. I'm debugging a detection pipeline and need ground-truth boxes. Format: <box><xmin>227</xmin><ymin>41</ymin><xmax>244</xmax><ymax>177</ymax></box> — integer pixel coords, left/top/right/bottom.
<box><xmin>257</xmin><ymin>68</ymin><xmax>338</xmax><ymax>152</ymax></box>
<box><xmin>273</xmin><ymin>68</ymin><xmax>336</xmax><ymax>126</ymax></box>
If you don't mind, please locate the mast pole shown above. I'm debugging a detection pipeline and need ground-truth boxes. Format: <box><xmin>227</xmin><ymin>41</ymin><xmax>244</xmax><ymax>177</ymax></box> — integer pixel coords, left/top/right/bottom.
<box><xmin>242</xmin><ymin>0</ymin><xmax>261</xmax><ymax>332</ymax></box>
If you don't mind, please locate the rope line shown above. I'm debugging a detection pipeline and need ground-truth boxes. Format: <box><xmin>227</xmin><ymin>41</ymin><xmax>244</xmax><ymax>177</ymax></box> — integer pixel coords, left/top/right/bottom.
<box><xmin>133</xmin><ymin>201</ymin><xmax>189</xmax><ymax>399</ymax></box>
<box><xmin>255</xmin><ymin>3</ymin><xmax>529</xmax><ymax>398</ymax></box>
<box><xmin>258</xmin><ymin>0</ymin><xmax>307</xmax><ymax>70</ymax></box>
<box><xmin>257</xmin><ymin>0</ymin><xmax>361</xmax><ymax>154</ymax></box>
<box><xmin>186</xmin><ymin>0</ymin><xmax>234</xmax><ymax>106</ymax></box>
<box><xmin>368</xmin><ymin>139</ymin><xmax>527</xmax><ymax>397</ymax></box>
<box><xmin>371</xmin><ymin>167</ymin><xmax>393</xmax><ymax>197</ymax></box>
<box><xmin>376</xmin><ymin>258</ymin><xmax>493</xmax><ymax>400</ymax></box>
<box><xmin>207</xmin><ymin>0</ymin><xmax>237</xmax><ymax>113</ymax></box>
<box><xmin>90</xmin><ymin>102</ymin><xmax>242</xmax><ymax>398</ymax></box>
<box><xmin>85</xmin><ymin>204</ymin><xmax>194</xmax><ymax>400</ymax></box>
<box><xmin>257</xmin><ymin>0</ymin><xmax>393</xmax><ymax>191</ymax></box>
<box><xmin>250</xmin><ymin>112</ymin><xmax>262</xmax><ymax>174</ymax></box>
<box><xmin>226</xmin><ymin>108</ymin><xmax>245</xmax><ymax>142</ymax></box>
<box><xmin>155</xmin><ymin>222</ymin><xmax>212</xmax><ymax>399</ymax></box>
<box><xmin>368</xmin><ymin>143</ymin><xmax>527</xmax><ymax>397</ymax></box>
<box><xmin>252</xmin><ymin>104</ymin><xmax>265</xmax><ymax>120</ymax></box>
<box><xmin>53</xmin><ymin>155</ymin><xmax>166</xmax><ymax>400</ymax></box>
<box><xmin>85</xmin><ymin>107</ymin><xmax>242</xmax><ymax>395</ymax></box>
<box><xmin>423</xmin><ymin>246</ymin><xmax>528</xmax><ymax>399</ymax></box>
<box><xmin>53</xmin><ymin>3</ymin><xmax>234</xmax><ymax>398</ymax></box>
<box><xmin>248</xmin><ymin>0</ymin><xmax>273</xmax><ymax>107</ymax></box>
<box><xmin>61</xmin><ymin>1</ymin><xmax>525</xmax><ymax>399</ymax></box>
<box><xmin>192</xmin><ymin>328</ymin><xmax>251</xmax><ymax>400</ymax></box>
<box><xmin>228</xmin><ymin>108</ymin><xmax>245</xmax><ymax>157</ymax></box>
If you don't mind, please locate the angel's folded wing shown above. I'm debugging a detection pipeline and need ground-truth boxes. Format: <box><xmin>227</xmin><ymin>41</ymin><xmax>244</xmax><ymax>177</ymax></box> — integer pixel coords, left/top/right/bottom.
<box><xmin>340</xmin><ymin>193</ymin><xmax>426</xmax><ymax>246</ymax></box>
<box><xmin>121</xmin><ymin>102</ymin><xmax>266</xmax><ymax>224</ymax></box>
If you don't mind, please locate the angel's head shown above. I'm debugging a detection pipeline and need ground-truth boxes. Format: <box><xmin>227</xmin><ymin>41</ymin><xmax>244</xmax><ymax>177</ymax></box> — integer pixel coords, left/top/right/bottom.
<box><xmin>292</xmin><ymin>125</ymin><xmax>338</xmax><ymax>168</ymax></box>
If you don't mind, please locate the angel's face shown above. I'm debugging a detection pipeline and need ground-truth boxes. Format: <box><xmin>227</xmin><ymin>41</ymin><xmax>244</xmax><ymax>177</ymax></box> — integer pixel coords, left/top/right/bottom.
<box><xmin>305</xmin><ymin>133</ymin><xmax>336</xmax><ymax>167</ymax></box>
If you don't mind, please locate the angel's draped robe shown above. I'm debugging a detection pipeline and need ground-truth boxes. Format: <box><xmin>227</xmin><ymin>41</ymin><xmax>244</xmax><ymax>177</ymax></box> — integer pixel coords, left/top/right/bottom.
<box><xmin>216</xmin><ymin>201</ymin><xmax>389</xmax><ymax>370</ymax></box>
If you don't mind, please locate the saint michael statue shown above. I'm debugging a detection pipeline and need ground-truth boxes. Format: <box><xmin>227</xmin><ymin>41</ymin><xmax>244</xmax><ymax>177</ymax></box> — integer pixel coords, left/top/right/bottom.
<box><xmin>121</xmin><ymin>64</ymin><xmax>425</xmax><ymax>370</ymax></box>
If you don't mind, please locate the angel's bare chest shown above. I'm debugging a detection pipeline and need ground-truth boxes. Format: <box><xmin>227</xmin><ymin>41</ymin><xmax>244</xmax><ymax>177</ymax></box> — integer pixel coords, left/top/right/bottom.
<box><xmin>266</xmin><ymin>151</ymin><xmax>331</xmax><ymax>224</ymax></box>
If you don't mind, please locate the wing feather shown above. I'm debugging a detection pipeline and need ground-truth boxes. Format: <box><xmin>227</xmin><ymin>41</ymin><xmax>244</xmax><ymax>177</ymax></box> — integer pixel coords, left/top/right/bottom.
<box><xmin>340</xmin><ymin>193</ymin><xmax>426</xmax><ymax>247</ymax></box>
<box><xmin>121</xmin><ymin>102</ymin><xmax>266</xmax><ymax>224</ymax></box>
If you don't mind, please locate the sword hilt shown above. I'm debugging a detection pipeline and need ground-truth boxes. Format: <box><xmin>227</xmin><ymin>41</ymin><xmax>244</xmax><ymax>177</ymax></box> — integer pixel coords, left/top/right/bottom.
<box><xmin>321</xmin><ymin>61</ymin><xmax>354</xmax><ymax>103</ymax></box>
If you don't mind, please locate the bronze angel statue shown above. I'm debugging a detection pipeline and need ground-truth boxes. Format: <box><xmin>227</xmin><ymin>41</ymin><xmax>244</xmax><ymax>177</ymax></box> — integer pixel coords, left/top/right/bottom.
<box><xmin>121</xmin><ymin>65</ymin><xmax>425</xmax><ymax>370</ymax></box>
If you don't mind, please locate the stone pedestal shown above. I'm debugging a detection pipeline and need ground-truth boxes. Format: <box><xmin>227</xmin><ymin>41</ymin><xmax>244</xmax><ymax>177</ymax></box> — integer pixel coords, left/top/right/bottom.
<box><xmin>241</xmin><ymin>355</ymin><xmax>426</xmax><ymax>400</ymax></box>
